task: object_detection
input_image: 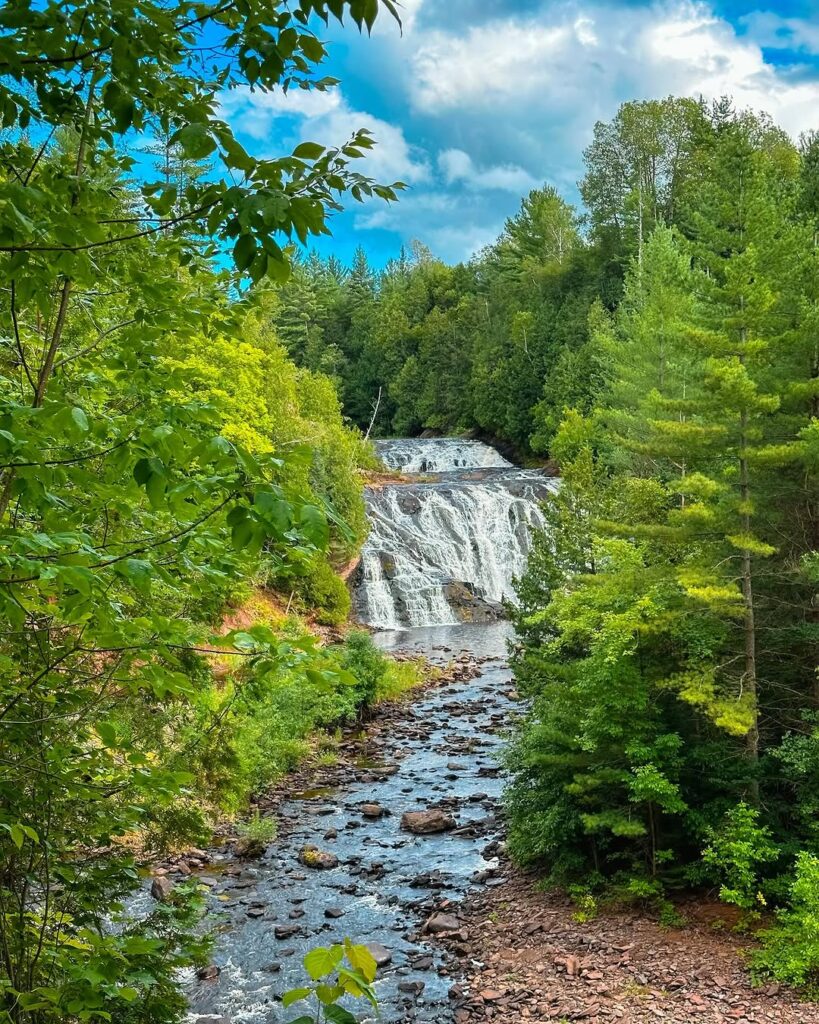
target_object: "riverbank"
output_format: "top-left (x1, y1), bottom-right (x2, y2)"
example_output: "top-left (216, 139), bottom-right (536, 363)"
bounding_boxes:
top-left (438, 871), bottom-right (818, 1023)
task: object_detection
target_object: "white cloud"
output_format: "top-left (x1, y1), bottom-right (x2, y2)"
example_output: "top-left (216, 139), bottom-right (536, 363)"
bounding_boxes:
top-left (220, 85), bottom-right (342, 132)
top-left (438, 148), bottom-right (539, 192)
top-left (221, 84), bottom-right (430, 185)
top-left (355, 187), bottom-right (504, 261)
top-left (406, 1), bottom-right (819, 141)
top-left (739, 12), bottom-right (819, 55)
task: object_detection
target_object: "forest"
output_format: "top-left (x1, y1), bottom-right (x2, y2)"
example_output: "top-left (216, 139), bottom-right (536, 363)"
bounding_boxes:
top-left (1, 0), bottom-right (818, 1020)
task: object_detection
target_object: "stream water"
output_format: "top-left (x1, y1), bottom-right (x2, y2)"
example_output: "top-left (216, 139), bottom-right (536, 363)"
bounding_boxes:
top-left (175, 439), bottom-right (549, 1024)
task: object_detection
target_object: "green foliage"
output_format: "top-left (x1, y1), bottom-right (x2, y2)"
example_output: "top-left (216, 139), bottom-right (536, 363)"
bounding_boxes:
top-left (336, 629), bottom-right (388, 707)
top-left (700, 803), bottom-right (779, 915)
top-left (0, 2), bottom-right (404, 1019)
top-left (506, 101), bottom-right (819, 963)
top-left (292, 559), bottom-right (352, 626)
top-left (283, 939), bottom-right (378, 1024)
top-left (269, 198), bottom-right (617, 454)
top-left (750, 853), bottom-right (819, 993)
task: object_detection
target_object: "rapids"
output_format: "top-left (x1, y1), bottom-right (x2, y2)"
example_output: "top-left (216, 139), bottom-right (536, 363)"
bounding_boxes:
top-left (355, 439), bottom-right (555, 629)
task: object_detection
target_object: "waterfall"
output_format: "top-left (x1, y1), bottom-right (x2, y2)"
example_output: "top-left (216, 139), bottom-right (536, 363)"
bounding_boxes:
top-left (374, 437), bottom-right (512, 474)
top-left (355, 438), bottom-right (555, 629)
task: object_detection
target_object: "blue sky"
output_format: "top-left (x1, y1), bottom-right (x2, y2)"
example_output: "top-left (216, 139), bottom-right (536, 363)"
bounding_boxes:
top-left (220, 0), bottom-right (819, 266)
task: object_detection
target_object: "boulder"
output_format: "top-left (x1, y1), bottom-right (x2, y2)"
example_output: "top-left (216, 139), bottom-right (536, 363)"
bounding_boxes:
top-left (365, 942), bottom-right (393, 967)
top-left (360, 803), bottom-right (385, 819)
top-left (298, 845), bottom-right (339, 870)
top-left (425, 912), bottom-right (461, 934)
top-left (150, 876), bottom-right (174, 902)
top-left (401, 809), bottom-right (456, 834)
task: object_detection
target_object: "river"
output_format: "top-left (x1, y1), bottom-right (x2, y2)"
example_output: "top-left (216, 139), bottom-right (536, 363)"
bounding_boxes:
top-left (180, 438), bottom-right (551, 1024)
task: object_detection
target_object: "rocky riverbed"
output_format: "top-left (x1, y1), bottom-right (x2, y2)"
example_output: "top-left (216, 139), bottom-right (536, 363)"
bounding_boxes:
top-left (143, 623), bottom-right (518, 1024)
top-left (142, 621), bottom-right (819, 1024)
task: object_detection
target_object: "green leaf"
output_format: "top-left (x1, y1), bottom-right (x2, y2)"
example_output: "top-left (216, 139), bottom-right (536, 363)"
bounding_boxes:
top-left (71, 407), bottom-right (89, 432)
top-left (9, 824), bottom-right (24, 849)
top-left (231, 518), bottom-right (254, 550)
top-left (281, 987), bottom-right (311, 1008)
top-left (298, 504), bottom-right (329, 549)
top-left (97, 722), bottom-right (117, 748)
top-left (174, 123), bottom-right (217, 160)
top-left (233, 234), bottom-right (257, 272)
top-left (293, 141), bottom-right (325, 160)
top-left (303, 944), bottom-right (343, 981)
top-left (300, 35), bottom-right (325, 62)
top-left (345, 942), bottom-right (377, 983)
top-left (316, 983), bottom-right (345, 1004)
top-left (323, 1005), bottom-right (358, 1024)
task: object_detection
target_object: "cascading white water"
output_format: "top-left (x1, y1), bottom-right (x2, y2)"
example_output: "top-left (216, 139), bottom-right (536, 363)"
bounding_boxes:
top-left (356, 438), bottom-right (555, 629)
top-left (374, 437), bottom-right (512, 474)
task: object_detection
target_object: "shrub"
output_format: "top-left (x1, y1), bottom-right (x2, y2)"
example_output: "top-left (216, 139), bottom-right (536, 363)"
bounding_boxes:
top-left (337, 630), bottom-right (389, 708)
top-left (294, 559), bottom-right (351, 626)
top-left (235, 811), bottom-right (278, 857)
top-left (750, 852), bottom-right (819, 994)
top-left (700, 803), bottom-right (780, 917)
top-left (141, 799), bottom-right (213, 858)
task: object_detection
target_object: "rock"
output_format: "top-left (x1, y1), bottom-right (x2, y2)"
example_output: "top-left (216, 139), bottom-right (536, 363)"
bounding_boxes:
top-left (150, 876), bottom-right (174, 902)
top-left (365, 942), bottom-right (393, 967)
top-left (323, 828), bottom-right (338, 840)
top-left (425, 912), bottom-right (461, 934)
top-left (399, 980), bottom-right (426, 995)
top-left (298, 845), bottom-right (339, 870)
top-left (401, 809), bottom-right (456, 834)
top-left (360, 803), bottom-right (385, 819)
top-left (274, 924), bottom-right (302, 940)
top-left (235, 836), bottom-right (267, 859)
top-left (325, 907), bottom-right (345, 919)
top-left (480, 990), bottom-right (503, 1002)
top-left (196, 964), bottom-right (220, 981)
top-left (194, 1017), bottom-right (229, 1024)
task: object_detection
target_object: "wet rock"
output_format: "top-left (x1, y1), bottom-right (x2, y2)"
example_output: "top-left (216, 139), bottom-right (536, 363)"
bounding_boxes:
top-left (425, 912), bottom-right (461, 934)
top-left (196, 964), bottom-right (220, 981)
top-left (325, 907), bottom-right (345, 919)
top-left (194, 1016), bottom-right (230, 1024)
top-left (365, 942), bottom-right (393, 967)
top-left (398, 980), bottom-right (426, 995)
top-left (298, 845), bottom-right (339, 870)
top-left (235, 836), bottom-right (267, 859)
top-left (401, 809), bottom-right (456, 834)
top-left (274, 925), bottom-right (302, 940)
top-left (151, 876), bottom-right (174, 902)
top-left (360, 803), bottom-right (385, 819)
top-left (323, 828), bottom-right (338, 840)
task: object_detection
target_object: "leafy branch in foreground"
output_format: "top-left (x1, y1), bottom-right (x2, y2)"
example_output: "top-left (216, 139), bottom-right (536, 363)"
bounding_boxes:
top-left (0, 2), bottom-right (404, 1021)
top-left (283, 940), bottom-right (378, 1024)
